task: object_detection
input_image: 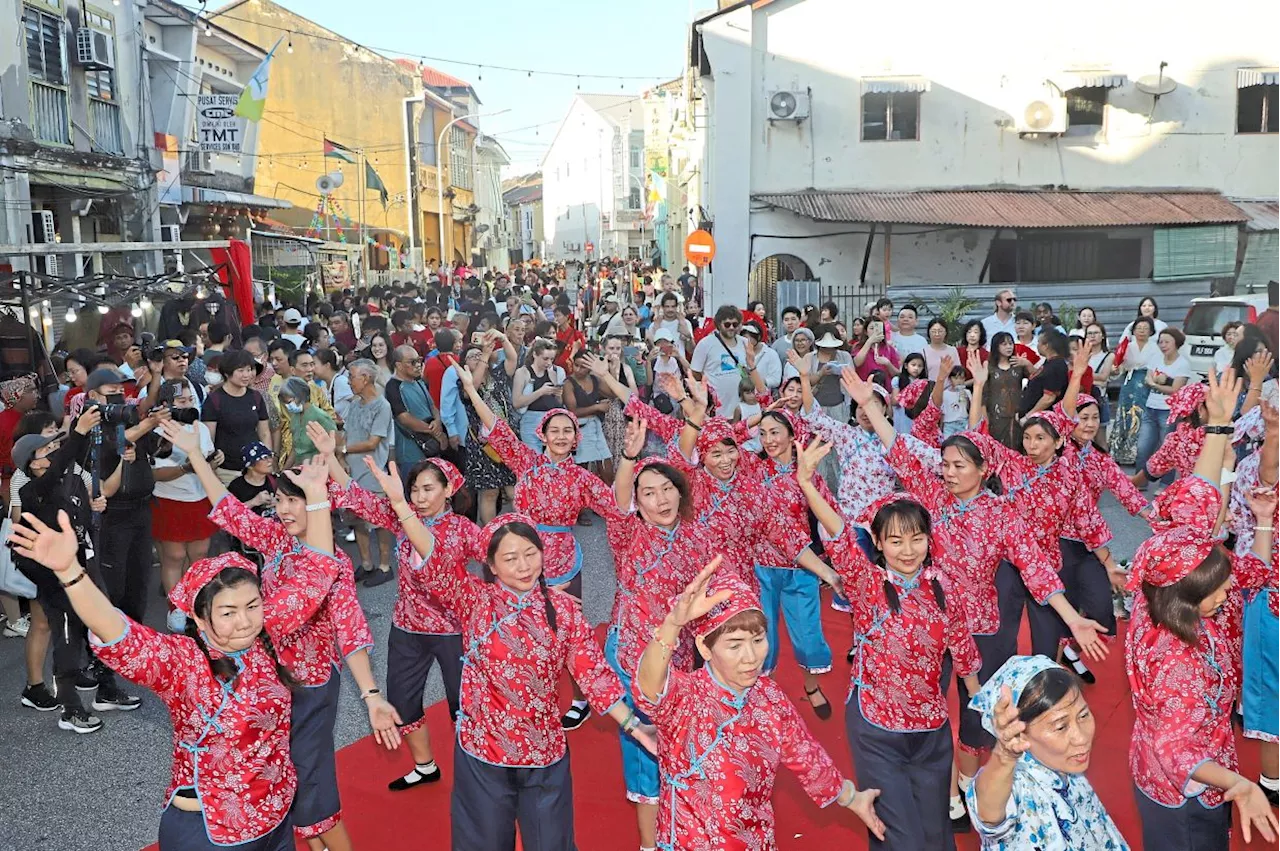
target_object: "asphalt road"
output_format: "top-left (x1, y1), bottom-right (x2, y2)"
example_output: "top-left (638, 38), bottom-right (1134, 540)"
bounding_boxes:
top-left (0, 494), bottom-right (1149, 851)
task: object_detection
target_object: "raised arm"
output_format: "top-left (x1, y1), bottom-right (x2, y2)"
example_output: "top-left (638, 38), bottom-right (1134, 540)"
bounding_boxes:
top-left (158, 419), bottom-right (227, 506)
top-left (789, 348), bottom-right (817, 413)
top-left (457, 360), bottom-right (499, 431)
top-left (613, 418), bottom-right (647, 513)
top-left (636, 557), bottom-right (727, 704)
top-left (795, 438), bottom-right (842, 538)
top-left (841, 366), bottom-right (896, 449)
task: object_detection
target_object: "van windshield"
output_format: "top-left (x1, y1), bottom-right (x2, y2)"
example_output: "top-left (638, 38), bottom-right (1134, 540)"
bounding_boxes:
top-left (1184, 303), bottom-right (1252, 337)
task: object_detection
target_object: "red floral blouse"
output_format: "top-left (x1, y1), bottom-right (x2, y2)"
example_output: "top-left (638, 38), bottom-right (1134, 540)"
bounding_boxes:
top-left (1146, 423), bottom-right (1205, 481)
top-left (1065, 442), bottom-right (1150, 544)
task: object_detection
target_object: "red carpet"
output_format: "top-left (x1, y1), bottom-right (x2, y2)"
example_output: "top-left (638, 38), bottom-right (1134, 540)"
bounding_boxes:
top-left (145, 604), bottom-right (1263, 850)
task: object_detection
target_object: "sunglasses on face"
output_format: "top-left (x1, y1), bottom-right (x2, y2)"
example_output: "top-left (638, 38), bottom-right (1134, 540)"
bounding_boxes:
top-left (720, 321), bottom-right (740, 329)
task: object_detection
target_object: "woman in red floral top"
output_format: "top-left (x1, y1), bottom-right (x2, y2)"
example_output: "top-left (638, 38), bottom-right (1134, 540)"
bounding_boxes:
top-left (311, 420), bottom-right (481, 793)
top-left (162, 423), bottom-right (396, 851)
top-left (10, 511), bottom-right (316, 851)
top-left (634, 560), bottom-right (887, 850)
top-left (1130, 381), bottom-right (1207, 490)
top-left (1125, 373), bottom-right (1279, 849)
top-left (363, 457), bottom-right (656, 851)
top-left (798, 438), bottom-right (980, 850)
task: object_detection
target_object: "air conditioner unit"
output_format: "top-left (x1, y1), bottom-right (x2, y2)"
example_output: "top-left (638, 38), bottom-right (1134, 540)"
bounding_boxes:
top-left (30, 211), bottom-right (59, 276)
top-left (1017, 97), bottom-right (1068, 135)
top-left (766, 90), bottom-right (810, 122)
top-left (160, 225), bottom-right (182, 243)
top-left (75, 28), bottom-right (115, 70)
top-left (187, 149), bottom-right (214, 174)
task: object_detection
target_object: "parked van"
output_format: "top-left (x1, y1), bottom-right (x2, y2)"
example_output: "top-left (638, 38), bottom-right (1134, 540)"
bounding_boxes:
top-left (1183, 293), bottom-right (1269, 377)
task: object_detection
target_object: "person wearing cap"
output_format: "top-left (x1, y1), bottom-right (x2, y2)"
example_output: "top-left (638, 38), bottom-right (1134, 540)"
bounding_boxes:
top-left (844, 366), bottom-right (1111, 829)
top-left (225, 442), bottom-right (277, 569)
top-left (966, 655), bottom-right (1126, 851)
top-left (280, 307), bottom-right (307, 348)
top-left (740, 321), bottom-right (781, 392)
top-left (361, 485), bottom-right (651, 851)
top-left (9, 518), bottom-right (305, 850)
top-left (312, 424), bottom-right (478, 792)
top-left (648, 326), bottom-right (687, 394)
top-left (158, 422), bottom-right (393, 851)
top-left (799, 440), bottom-right (979, 850)
top-left (12, 405), bottom-right (141, 731)
top-left (635, 561), bottom-right (886, 849)
top-left (139, 339), bottom-right (205, 417)
top-left (1126, 380), bottom-right (1278, 848)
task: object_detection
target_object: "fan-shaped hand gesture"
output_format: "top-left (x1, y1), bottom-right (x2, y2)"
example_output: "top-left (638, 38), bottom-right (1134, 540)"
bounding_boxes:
top-left (667, 556), bottom-right (728, 629)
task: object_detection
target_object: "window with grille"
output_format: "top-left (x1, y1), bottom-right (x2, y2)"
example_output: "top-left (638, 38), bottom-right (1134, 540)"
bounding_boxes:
top-left (449, 126), bottom-right (473, 190)
top-left (24, 6), bottom-right (66, 85)
top-left (861, 92), bottom-right (920, 141)
top-left (1238, 85), bottom-right (1278, 134)
top-left (627, 246), bottom-right (641, 260)
top-left (1066, 86), bottom-right (1107, 131)
top-left (86, 68), bottom-right (114, 101)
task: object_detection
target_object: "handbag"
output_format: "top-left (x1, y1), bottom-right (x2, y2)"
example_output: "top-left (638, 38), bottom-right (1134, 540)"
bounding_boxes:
top-left (0, 519), bottom-right (37, 599)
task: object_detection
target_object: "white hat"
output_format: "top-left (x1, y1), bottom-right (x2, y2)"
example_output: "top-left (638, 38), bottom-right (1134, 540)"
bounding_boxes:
top-left (814, 331), bottom-right (845, 348)
top-left (604, 293), bottom-right (620, 304)
top-left (282, 308), bottom-right (303, 326)
top-left (654, 327), bottom-right (678, 344)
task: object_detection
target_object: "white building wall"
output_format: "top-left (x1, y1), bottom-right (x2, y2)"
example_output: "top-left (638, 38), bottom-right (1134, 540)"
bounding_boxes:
top-left (542, 98), bottom-right (616, 261)
top-left (698, 0), bottom-right (1279, 306)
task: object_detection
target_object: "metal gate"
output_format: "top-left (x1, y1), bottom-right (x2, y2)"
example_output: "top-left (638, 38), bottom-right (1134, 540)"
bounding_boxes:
top-left (821, 284), bottom-right (887, 327)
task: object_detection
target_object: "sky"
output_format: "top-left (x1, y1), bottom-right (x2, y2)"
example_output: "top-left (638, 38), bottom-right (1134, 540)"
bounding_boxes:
top-left (268, 0), bottom-right (700, 176)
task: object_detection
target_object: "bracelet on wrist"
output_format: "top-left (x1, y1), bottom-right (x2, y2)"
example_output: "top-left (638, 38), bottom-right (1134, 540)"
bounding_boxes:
top-left (1258, 526), bottom-right (1275, 533)
top-left (686, 420), bottom-right (703, 431)
top-left (1204, 425), bottom-right (1233, 435)
top-left (652, 625), bottom-right (677, 654)
top-left (360, 688), bottom-right (382, 701)
top-left (622, 452), bottom-right (641, 462)
top-left (304, 500), bottom-right (331, 513)
top-left (59, 569), bottom-right (89, 589)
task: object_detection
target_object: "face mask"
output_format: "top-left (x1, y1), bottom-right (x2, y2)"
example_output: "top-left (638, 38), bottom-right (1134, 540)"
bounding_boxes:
top-left (206, 372), bottom-right (222, 385)
top-left (285, 402), bottom-right (304, 414)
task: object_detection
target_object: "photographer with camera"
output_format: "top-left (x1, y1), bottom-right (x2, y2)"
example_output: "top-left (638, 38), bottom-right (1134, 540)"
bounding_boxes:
top-left (138, 340), bottom-right (205, 419)
top-left (149, 380), bottom-right (220, 632)
top-left (88, 368), bottom-right (171, 627)
top-left (11, 404), bottom-right (140, 733)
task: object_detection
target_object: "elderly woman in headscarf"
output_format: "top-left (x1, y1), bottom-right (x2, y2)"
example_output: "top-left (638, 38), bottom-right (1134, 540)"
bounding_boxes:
top-left (1124, 366), bottom-right (1279, 850)
top-left (966, 655), bottom-right (1127, 850)
top-left (276, 376), bottom-right (335, 468)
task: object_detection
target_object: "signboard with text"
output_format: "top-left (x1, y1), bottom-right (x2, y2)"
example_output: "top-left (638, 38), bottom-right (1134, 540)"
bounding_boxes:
top-left (197, 94), bottom-right (244, 152)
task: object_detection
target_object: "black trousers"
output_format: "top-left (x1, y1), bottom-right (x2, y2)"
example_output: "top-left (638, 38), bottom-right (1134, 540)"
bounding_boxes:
top-left (98, 505), bottom-right (154, 624)
top-left (451, 742), bottom-right (576, 851)
top-left (847, 691), bottom-right (954, 850)
top-left (957, 560), bottom-right (1026, 752)
top-left (18, 555), bottom-right (115, 710)
top-left (289, 672), bottom-right (342, 835)
top-left (158, 805), bottom-right (293, 851)
top-left (1026, 539), bottom-right (1115, 658)
top-left (1134, 786), bottom-right (1231, 851)
top-left (386, 627), bottom-right (463, 726)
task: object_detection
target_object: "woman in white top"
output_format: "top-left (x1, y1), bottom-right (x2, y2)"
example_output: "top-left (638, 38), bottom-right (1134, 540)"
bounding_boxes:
top-left (1108, 316), bottom-right (1161, 464)
top-left (1214, 321), bottom-right (1244, 372)
top-left (603, 304), bottom-right (644, 344)
top-left (151, 382), bottom-right (220, 631)
top-left (923, 318), bottom-right (961, 381)
top-left (512, 338), bottom-right (565, 452)
top-left (1120, 296), bottom-right (1168, 340)
top-left (1134, 327), bottom-right (1193, 488)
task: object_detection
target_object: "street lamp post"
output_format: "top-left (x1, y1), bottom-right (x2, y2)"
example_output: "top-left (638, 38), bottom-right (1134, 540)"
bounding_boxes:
top-left (436, 109), bottom-right (509, 271)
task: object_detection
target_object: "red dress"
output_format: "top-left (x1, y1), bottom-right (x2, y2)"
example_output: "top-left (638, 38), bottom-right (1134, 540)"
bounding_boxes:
top-left (635, 666), bottom-right (845, 851)
top-left (210, 494), bottom-right (374, 686)
top-left (887, 435), bottom-right (1064, 635)
top-left (828, 525), bottom-right (981, 731)
top-left (421, 557), bottom-right (625, 767)
top-left (483, 418), bottom-right (616, 585)
top-left (92, 617), bottom-right (296, 846)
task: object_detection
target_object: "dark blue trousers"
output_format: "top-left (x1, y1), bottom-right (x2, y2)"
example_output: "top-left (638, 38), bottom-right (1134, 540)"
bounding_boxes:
top-left (451, 742), bottom-right (577, 851)
top-left (289, 670), bottom-right (342, 834)
top-left (1134, 785), bottom-right (1230, 851)
top-left (158, 805), bottom-right (292, 851)
top-left (957, 560), bottom-right (1026, 751)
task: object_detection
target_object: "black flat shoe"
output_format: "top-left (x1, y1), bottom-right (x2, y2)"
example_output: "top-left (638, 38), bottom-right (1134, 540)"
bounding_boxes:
top-left (388, 765), bottom-right (441, 791)
top-left (561, 703), bottom-right (591, 730)
top-left (364, 568), bottom-right (395, 588)
top-left (951, 810), bottom-right (972, 834)
top-left (353, 565), bottom-right (373, 584)
top-left (804, 686), bottom-right (832, 721)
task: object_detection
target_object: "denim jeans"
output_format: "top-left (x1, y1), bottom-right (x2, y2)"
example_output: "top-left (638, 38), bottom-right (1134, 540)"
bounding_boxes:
top-left (1134, 405), bottom-right (1173, 486)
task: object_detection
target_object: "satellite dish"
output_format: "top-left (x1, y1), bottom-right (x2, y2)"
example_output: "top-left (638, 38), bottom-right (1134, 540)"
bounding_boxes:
top-left (315, 171), bottom-right (344, 195)
top-left (1135, 74), bottom-right (1177, 97)
top-left (1023, 101), bottom-right (1056, 131)
top-left (770, 91), bottom-right (797, 119)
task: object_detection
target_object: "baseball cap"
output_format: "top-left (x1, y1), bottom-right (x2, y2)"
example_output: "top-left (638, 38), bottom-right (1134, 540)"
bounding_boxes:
top-left (85, 367), bottom-right (127, 392)
top-left (741, 322), bottom-right (762, 339)
top-left (654, 327), bottom-right (678, 344)
top-left (282, 308), bottom-right (304, 326)
top-left (12, 432), bottom-right (59, 472)
top-left (158, 339), bottom-right (194, 354)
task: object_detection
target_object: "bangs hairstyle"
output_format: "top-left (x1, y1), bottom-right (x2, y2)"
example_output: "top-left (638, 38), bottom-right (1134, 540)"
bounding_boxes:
top-left (186, 567), bottom-right (296, 689)
top-left (870, 500), bottom-right (945, 615)
top-left (634, 462), bottom-right (695, 521)
top-left (406, 459), bottom-right (452, 492)
top-left (484, 521), bottom-right (558, 634)
top-left (1144, 546), bottom-right (1233, 645)
top-left (1016, 666), bottom-right (1082, 724)
top-left (940, 434), bottom-right (1003, 495)
top-left (703, 609), bottom-right (767, 649)
top-left (1022, 415), bottom-right (1064, 446)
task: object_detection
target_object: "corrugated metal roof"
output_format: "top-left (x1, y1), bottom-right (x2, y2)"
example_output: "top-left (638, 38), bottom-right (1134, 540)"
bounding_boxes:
top-left (753, 190), bottom-right (1250, 228)
top-left (1230, 199), bottom-right (1280, 232)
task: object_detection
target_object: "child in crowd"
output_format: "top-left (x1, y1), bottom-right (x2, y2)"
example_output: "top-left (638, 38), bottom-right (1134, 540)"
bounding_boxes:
top-left (733, 376), bottom-right (763, 451)
top-left (942, 365), bottom-right (971, 437)
top-left (226, 442), bottom-right (276, 566)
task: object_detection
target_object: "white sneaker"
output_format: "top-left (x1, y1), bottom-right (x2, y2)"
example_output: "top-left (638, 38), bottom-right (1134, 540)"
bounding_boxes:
top-left (345, 529), bottom-right (357, 543)
top-left (2, 615), bottom-right (30, 638)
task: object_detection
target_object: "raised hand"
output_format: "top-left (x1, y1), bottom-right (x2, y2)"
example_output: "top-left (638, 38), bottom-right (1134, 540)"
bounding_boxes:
top-left (159, 419), bottom-right (201, 454)
top-left (10, 510), bottom-right (80, 575)
top-left (1246, 350), bottom-right (1274, 387)
top-left (786, 347), bottom-right (805, 371)
top-left (967, 350), bottom-right (988, 384)
top-left (667, 556), bottom-right (728, 628)
top-left (656, 371), bottom-right (683, 401)
top-left (840, 365), bottom-right (874, 406)
top-left (306, 420), bottom-right (337, 457)
top-left (1071, 338), bottom-right (1093, 375)
top-left (622, 417), bottom-right (647, 459)
top-left (456, 364), bottom-right (476, 392)
top-left (1246, 484), bottom-right (1278, 523)
top-left (686, 376), bottom-right (709, 409)
top-left (74, 406), bottom-right (103, 435)
top-left (990, 685), bottom-right (1030, 764)
top-left (584, 352), bottom-right (609, 378)
top-left (938, 355), bottom-right (955, 381)
top-left (282, 455), bottom-right (330, 498)
top-left (1204, 366), bottom-right (1242, 425)
top-left (796, 438), bottom-right (831, 483)
top-left (366, 457), bottom-right (408, 505)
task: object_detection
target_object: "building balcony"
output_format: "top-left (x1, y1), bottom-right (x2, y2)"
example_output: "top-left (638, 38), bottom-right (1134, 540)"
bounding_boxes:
top-left (29, 81), bottom-right (70, 146)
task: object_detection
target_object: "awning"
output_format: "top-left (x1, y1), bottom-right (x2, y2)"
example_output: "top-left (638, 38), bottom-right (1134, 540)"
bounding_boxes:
top-left (1238, 69), bottom-right (1279, 88)
top-left (182, 186), bottom-right (292, 209)
top-left (1230, 199), bottom-right (1280, 232)
top-left (753, 190), bottom-right (1251, 229)
top-left (1066, 71), bottom-right (1126, 88)
top-left (862, 77), bottom-right (931, 94)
